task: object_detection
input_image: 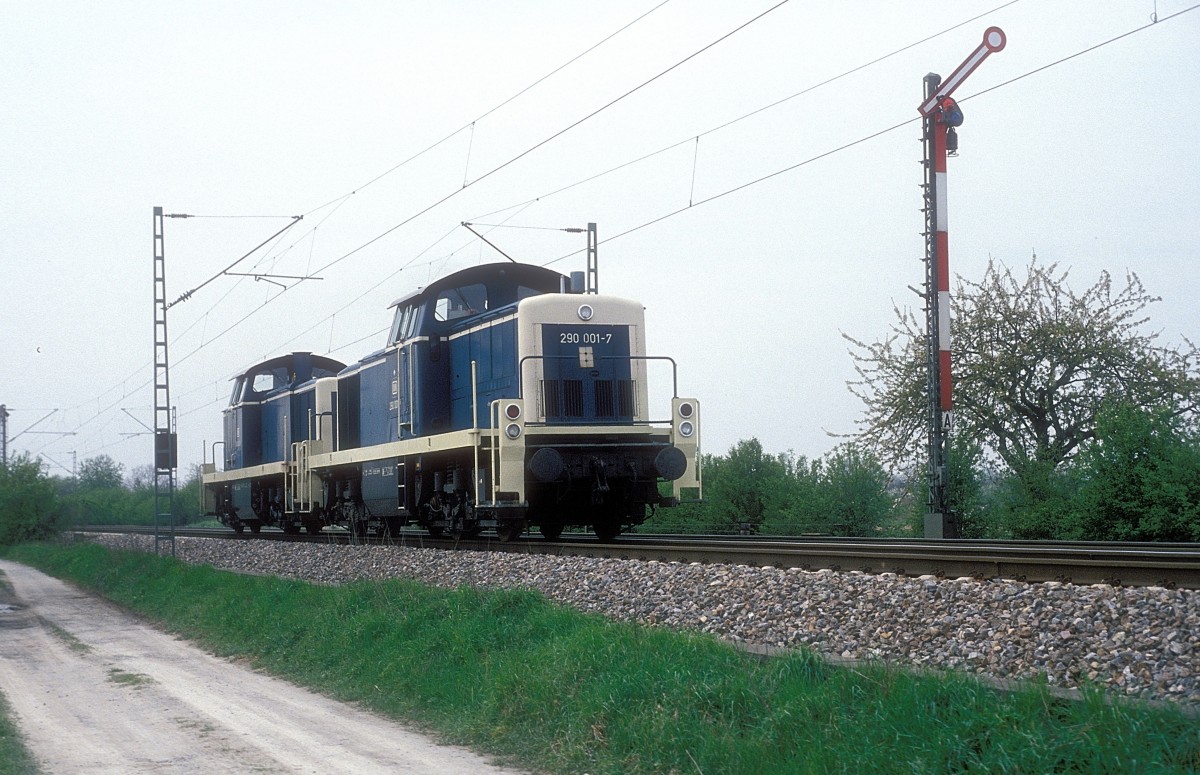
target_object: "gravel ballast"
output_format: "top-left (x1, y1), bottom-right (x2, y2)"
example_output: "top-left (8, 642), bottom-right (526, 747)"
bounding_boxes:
top-left (89, 535), bottom-right (1198, 706)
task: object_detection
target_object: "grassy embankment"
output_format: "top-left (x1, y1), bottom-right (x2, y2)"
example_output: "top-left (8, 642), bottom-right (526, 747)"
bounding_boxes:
top-left (4, 541), bottom-right (1198, 774)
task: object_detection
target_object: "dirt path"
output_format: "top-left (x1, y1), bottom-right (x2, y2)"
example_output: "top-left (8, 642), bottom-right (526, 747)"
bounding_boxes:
top-left (0, 560), bottom-right (530, 774)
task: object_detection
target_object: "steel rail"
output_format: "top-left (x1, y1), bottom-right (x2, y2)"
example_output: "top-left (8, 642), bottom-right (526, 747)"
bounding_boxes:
top-left (74, 526), bottom-right (1200, 589)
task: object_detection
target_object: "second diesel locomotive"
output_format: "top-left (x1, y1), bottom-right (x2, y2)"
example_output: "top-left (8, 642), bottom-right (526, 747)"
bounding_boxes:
top-left (200, 262), bottom-right (701, 540)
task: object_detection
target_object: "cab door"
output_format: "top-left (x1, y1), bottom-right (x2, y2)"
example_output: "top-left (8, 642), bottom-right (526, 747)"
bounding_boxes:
top-left (395, 345), bottom-right (412, 440)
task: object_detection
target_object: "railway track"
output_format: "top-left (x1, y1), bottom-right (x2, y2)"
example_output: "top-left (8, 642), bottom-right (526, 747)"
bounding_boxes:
top-left (75, 525), bottom-right (1200, 589)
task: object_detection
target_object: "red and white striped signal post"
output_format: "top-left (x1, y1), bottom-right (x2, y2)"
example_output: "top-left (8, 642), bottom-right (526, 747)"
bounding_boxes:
top-left (918, 27), bottom-right (1005, 538)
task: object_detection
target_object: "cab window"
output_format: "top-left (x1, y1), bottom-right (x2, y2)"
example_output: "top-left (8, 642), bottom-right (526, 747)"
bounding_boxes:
top-left (247, 367), bottom-right (288, 396)
top-left (390, 305), bottom-right (412, 343)
top-left (390, 303), bottom-right (425, 343)
top-left (230, 377), bottom-right (245, 405)
top-left (434, 283), bottom-right (487, 322)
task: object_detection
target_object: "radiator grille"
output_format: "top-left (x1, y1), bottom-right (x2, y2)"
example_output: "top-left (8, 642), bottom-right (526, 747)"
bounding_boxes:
top-left (543, 378), bottom-right (635, 420)
top-left (595, 379), bottom-right (636, 418)
top-left (595, 380), bottom-right (613, 417)
top-left (542, 379), bottom-right (585, 418)
top-left (563, 380), bottom-right (584, 417)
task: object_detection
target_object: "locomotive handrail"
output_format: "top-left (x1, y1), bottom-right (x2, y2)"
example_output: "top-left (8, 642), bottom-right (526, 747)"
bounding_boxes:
top-left (488, 398), bottom-right (502, 506)
top-left (517, 354), bottom-right (679, 399)
top-left (472, 360), bottom-right (481, 508)
top-left (313, 411), bottom-right (335, 445)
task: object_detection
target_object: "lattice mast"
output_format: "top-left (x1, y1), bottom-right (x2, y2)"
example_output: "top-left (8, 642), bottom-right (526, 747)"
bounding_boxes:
top-left (586, 222), bottom-right (598, 294)
top-left (152, 207), bottom-right (177, 556)
top-left (0, 404), bottom-right (9, 468)
top-left (918, 28), bottom-right (1005, 538)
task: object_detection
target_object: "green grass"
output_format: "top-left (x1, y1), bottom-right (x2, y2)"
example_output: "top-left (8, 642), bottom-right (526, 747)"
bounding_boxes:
top-left (4, 542), bottom-right (1199, 774)
top-left (43, 621), bottom-right (92, 654)
top-left (106, 668), bottom-right (155, 689)
top-left (0, 691), bottom-right (40, 775)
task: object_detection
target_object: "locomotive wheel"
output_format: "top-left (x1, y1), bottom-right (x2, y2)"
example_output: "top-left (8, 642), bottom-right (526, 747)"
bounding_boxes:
top-left (378, 517), bottom-right (404, 538)
top-left (538, 523), bottom-right (563, 541)
top-left (250, 523), bottom-right (262, 534)
top-left (303, 506), bottom-right (324, 535)
top-left (281, 522), bottom-right (300, 535)
top-left (426, 526), bottom-right (445, 538)
top-left (495, 521), bottom-right (525, 543)
top-left (232, 522), bottom-right (245, 535)
top-left (593, 521), bottom-right (621, 542)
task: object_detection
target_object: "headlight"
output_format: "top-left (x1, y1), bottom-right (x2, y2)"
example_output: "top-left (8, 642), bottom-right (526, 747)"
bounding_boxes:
top-left (679, 421), bottom-right (694, 438)
top-left (578, 304), bottom-right (594, 321)
top-left (505, 423), bottom-right (522, 440)
top-left (505, 403), bottom-right (521, 420)
top-left (678, 402), bottom-right (694, 419)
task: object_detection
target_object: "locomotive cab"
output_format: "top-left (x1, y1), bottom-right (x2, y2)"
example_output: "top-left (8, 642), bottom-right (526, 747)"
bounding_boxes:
top-left (202, 352), bottom-right (344, 534)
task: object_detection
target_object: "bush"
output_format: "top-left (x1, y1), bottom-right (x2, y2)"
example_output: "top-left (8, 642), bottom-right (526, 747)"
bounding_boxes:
top-left (644, 439), bottom-right (899, 536)
top-left (61, 487), bottom-right (154, 526)
top-left (0, 454), bottom-right (60, 545)
top-left (992, 459), bottom-right (1084, 540)
top-left (1072, 404), bottom-right (1200, 541)
top-left (820, 446), bottom-right (892, 536)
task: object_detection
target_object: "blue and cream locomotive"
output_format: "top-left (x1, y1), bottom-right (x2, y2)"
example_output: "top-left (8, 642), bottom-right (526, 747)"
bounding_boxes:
top-left (201, 262), bottom-right (701, 540)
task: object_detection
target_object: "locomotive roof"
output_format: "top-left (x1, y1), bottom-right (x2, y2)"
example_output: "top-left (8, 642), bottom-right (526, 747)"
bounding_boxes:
top-left (230, 352), bottom-right (346, 381)
top-left (387, 262), bottom-right (566, 309)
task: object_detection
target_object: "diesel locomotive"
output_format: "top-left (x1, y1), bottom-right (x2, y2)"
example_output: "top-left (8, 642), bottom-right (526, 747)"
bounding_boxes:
top-left (200, 261), bottom-right (701, 541)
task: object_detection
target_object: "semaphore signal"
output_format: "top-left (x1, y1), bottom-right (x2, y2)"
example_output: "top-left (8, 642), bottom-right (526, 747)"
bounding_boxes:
top-left (919, 27), bottom-right (1005, 540)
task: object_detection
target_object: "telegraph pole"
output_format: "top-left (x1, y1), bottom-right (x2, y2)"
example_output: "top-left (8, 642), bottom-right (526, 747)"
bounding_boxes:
top-left (918, 28), bottom-right (1005, 538)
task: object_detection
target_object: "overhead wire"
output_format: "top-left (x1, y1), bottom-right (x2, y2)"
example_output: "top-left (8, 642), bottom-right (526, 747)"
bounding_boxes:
top-left (7, 0), bottom-right (992, 457)
top-left (34, 2), bottom-right (1196, 464)
top-left (174, 199), bottom-right (544, 424)
top-left (541, 2), bottom-right (1200, 265)
top-left (51, 216), bottom-right (305, 434)
top-left (29, 2), bottom-right (678, 457)
top-left (148, 0), bottom-right (795, 410)
top-left (175, 197), bottom-right (536, 404)
top-left (121, 0), bottom-right (1060, 400)
top-left (37, 218), bottom-right (306, 454)
top-left (126, 0), bottom-right (678, 359)
top-left (166, 216), bottom-right (303, 309)
top-left (542, 116), bottom-right (921, 266)
top-left (466, 0), bottom-right (1023, 225)
top-left (299, 0), bottom-right (675, 217)
top-left (268, 199), bottom-right (541, 360)
top-left (305, 0), bottom-right (793, 279)
top-left (960, 1), bottom-right (1197, 102)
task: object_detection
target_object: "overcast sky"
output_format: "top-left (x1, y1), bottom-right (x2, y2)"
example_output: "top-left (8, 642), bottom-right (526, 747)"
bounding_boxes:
top-left (2, 0), bottom-right (1197, 481)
